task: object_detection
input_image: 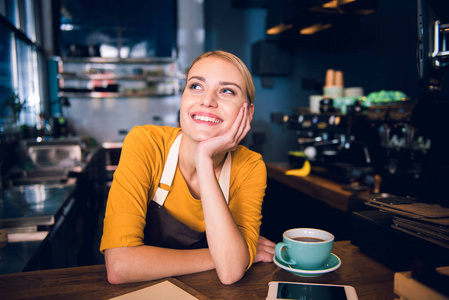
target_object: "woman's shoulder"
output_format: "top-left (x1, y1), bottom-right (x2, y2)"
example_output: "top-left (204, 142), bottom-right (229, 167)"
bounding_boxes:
top-left (233, 145), bottom-right (265, 168)
top-left (230, 146), bottom-right (266, 187)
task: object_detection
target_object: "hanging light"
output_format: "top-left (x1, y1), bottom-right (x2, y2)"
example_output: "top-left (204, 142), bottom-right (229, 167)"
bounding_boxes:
top-left (300, 23), bottom-right (333, 35)
top-left (266, 23), bottom-right (294, 35)
top-left (322, 0), bottom-right (357, 9)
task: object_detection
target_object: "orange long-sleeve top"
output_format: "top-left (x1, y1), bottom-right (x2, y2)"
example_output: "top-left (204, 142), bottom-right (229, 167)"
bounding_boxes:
top-left (100, 125), bottom-right (267, 267)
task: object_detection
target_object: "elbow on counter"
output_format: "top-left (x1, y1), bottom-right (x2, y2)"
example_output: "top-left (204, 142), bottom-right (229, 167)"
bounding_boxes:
top-left (216, 265), bottom-right (247, 285)
top-left (104, 248), bottom-right (138, 285)
top-left (107, 273), bottom-right (121, 285)
top-left (218, 274), bottom-right (244, 286)
top-left (215, 247), bottom-right (251, 285)
top-left (105, 258), bottom-right (128, 285)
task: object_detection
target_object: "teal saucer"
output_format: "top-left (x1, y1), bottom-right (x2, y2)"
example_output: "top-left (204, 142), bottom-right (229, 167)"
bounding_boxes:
top-left (273, 253), bottom-right (341, 277)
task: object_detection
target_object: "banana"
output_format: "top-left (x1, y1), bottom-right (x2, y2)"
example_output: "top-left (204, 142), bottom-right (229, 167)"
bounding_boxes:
top-left (285, 160), bottom-right (311, 177)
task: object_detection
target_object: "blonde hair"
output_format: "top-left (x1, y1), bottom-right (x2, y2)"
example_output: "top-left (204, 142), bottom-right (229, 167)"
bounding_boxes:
top-left (187, 50), bottom-right (255, 104)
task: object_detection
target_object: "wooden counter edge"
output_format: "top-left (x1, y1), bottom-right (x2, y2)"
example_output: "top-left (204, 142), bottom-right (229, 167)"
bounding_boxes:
top-left (0, 265), bottom-right (210, 300)
top-left (110, 278), bottom-right (211, 300)
top-left (266, 162), bottom-right (357, 212)
top-left (394, 267), bottom-right (449, 300)
top-left (0, 241), bottom-right (396, 300)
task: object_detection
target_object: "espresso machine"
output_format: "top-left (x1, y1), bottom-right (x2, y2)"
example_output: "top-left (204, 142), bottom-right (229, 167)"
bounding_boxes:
top-left (271, 97), bottom-right (432, 198)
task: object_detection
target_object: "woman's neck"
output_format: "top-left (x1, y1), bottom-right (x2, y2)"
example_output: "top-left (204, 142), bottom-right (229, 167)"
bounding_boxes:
top-left (178, 134), bottom-right (227, 179)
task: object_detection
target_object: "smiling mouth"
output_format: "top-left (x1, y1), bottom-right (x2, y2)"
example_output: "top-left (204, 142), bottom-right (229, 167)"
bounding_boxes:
top-left (192, 114), bottom-right (223, 124)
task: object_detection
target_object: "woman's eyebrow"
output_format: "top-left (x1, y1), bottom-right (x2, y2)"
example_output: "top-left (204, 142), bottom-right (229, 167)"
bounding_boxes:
top-left (220, 81), bottom-right (243, 92)
top-left (187, 75), bottom-right (205, 82)
top-left (187, 76), bottom-right (243, 93)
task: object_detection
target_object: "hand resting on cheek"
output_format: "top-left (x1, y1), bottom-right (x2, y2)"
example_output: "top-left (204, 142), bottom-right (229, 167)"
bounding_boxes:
top-left (195, 103), bottom-right (251, 163)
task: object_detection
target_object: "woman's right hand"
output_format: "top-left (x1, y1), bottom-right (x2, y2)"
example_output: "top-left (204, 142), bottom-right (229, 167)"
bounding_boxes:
top-left (195, 103), bottom-right (251, 163)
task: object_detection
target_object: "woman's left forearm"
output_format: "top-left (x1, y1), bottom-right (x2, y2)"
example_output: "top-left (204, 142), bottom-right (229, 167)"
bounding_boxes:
top-left (196, 156), bottom-right (250, 284)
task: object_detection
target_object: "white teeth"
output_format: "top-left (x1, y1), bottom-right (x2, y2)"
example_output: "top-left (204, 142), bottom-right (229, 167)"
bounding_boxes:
top-left (193, 115), bottom-right (221, 123)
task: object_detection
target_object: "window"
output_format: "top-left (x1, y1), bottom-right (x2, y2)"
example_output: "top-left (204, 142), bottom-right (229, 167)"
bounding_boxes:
top-left (0, 0), bottom-right (42, 140)
top-left (0, 22), bottom-right (14, 101)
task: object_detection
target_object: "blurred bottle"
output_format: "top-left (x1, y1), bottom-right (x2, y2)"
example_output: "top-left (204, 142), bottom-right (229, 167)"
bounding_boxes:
top-left (36, 114), bottom-right (53, 138)
top-left (51, 117), bottom-right (68, 137)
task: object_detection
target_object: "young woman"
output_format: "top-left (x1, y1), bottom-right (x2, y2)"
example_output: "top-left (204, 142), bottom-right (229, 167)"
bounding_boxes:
top-left (100, 50), bottom-right (275, 285)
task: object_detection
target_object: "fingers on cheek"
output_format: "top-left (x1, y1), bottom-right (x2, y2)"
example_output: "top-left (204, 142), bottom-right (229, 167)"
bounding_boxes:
top-left (239, 124), bottom-right (248, 141)
top-left (242, 122), bottom-right (250, 137)
top-left (239, 106), bottom-right (245, 119)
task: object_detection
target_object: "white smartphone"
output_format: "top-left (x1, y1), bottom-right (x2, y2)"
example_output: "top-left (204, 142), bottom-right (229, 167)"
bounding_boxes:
top-left (266, 281), bottom-right (359, 300)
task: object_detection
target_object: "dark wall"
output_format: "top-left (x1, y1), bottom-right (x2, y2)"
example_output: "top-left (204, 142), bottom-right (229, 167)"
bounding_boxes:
top-left (205, 0), bottom-right (420, 162)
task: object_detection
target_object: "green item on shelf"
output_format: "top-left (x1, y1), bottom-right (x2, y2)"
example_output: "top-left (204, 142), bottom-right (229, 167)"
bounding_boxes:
top-left (364, 90), bottom-right (407, 105)
top-left (333, 97), bottom-right (357, 114)
top-left (288, 151), bottom-right (307, 158)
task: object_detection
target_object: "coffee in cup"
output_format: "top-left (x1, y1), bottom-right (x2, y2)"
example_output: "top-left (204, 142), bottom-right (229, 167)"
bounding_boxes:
top-left (275, 228), bottom-right (334, 270)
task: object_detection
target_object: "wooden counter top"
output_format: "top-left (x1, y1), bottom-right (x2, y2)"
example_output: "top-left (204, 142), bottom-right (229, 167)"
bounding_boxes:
top-left (0, 241), bottom-right (396, 299)
top-left (266, 162), bottom-right (364, 213)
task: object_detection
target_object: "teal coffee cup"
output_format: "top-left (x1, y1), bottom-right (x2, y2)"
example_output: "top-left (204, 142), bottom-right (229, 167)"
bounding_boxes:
top-left (275, 228), bottom-right (334, 270)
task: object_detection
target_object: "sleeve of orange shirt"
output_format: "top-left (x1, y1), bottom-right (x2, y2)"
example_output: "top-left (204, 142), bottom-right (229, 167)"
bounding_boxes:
top-left (100, 125), bottom-right (179, 252)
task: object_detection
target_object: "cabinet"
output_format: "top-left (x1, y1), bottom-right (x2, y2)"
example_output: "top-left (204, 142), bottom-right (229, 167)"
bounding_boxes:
top-left (57, 57), bottom-right (181, 98)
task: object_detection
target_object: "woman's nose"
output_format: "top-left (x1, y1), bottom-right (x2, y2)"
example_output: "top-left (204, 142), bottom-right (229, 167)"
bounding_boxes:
top-left (200, 91), bottom-right (218, 107)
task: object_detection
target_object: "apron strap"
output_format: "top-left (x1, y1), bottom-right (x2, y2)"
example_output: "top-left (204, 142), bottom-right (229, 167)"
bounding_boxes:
top-left (153, 134), bottom-right (182, 206)
top-left (219, 153), bottom-right (231, 203)
top-left (153, 133), bottom-right (232, 206)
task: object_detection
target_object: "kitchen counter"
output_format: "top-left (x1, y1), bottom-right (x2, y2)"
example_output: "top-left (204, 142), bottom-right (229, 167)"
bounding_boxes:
top-left (0, 183), bottom-right (76, 228)
top-left (0, 239), bottom-right (43, 274)
top-left (0, 144), bottom-right (105, 275)
top-left (0, 183), bottom-right (76, 274)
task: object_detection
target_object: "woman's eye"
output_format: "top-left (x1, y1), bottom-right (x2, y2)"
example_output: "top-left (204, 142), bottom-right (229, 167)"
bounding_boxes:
top-left (189, 83), bottom-right (202, 90)
top-left (222, 88), bottom-right (235, 95)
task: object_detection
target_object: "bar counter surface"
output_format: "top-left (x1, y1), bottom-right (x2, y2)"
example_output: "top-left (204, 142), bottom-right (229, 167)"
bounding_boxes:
top-left (266, 162), bottom-right (363, 213)
top-left (0, 241), bottom-right (396, 299)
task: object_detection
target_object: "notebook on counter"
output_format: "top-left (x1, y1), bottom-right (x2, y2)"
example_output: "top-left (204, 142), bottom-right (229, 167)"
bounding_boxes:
top-left (365, 198), bottom-right (449, 225)
top-left (392, 216), bottom-right (449, 249)
top-left (365, 197), bottom-right (449, 248)
top-left (109, 278), bottom-right (210, 300)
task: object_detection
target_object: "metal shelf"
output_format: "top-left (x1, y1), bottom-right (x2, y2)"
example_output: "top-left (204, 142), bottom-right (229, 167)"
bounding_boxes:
top-left (60, 57), bottom-right (176, 64)
top-left (58, 56), bottom-right (181, 99)
top-left (58, 91), bottom-right (176, 98)
top-left (58, 73), bottom-right (177, 81)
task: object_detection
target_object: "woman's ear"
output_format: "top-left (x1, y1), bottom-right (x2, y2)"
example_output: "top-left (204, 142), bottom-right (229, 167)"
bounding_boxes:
top-left (248, 103), bottom-right (255, 122)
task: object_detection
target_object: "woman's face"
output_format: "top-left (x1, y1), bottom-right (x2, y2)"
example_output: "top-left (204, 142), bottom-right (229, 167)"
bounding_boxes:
top-left (180, 56), bottom-right (254, 142)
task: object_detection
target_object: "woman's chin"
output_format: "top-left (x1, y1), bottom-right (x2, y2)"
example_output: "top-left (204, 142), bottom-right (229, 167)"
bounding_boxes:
top-left (193, 133), bottom-right (214, 142)
top-left (183, 124), bottom-right (226, 142)
top-left (188, 129), bottom-right (220, 142)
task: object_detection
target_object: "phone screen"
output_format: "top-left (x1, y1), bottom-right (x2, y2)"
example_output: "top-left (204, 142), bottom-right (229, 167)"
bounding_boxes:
top-left (277, 282), bottom-right (348, 300)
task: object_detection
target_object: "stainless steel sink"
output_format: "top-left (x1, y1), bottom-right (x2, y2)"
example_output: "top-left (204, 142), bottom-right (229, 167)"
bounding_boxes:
top-left (6, 138), bottom-right (85, 186)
